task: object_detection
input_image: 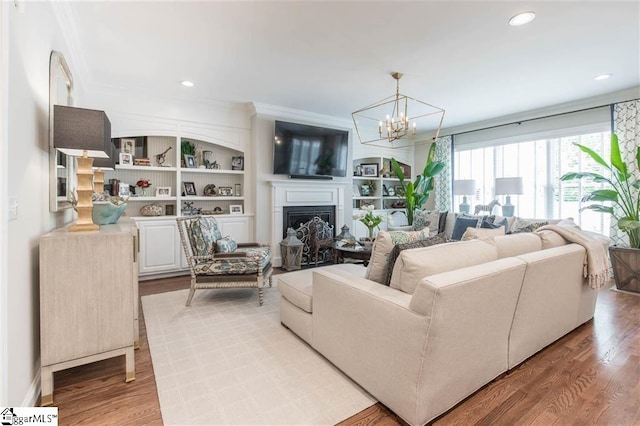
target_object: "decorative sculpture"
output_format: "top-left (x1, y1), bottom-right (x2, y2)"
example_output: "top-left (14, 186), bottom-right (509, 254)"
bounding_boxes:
top-left (156, 146), bottom-right (172, 166)
top-left (474, 200), bottom-right (501, 215)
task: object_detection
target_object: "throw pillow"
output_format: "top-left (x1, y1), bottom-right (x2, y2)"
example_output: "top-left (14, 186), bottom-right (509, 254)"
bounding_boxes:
top-left (188, 216), bottom-right (222, 257)
top-left (511, 221), bottom-right (548, 234)
top-left (461, 226), bottom-right (505, 241)
top-left (365, 229), bottom-right (430, 284)
top-left (215, 236), bottom-right (238, 253)
top-left (481, 217), bottom-right (508, 229)
top-left (383, 232), bottom-right (448, 286)
top-left (412, 210), bottom-right (440, 235)
top-left (438, 211), bottom-right (448, 234)
top-left (451, 216), bottom-right (482, 241)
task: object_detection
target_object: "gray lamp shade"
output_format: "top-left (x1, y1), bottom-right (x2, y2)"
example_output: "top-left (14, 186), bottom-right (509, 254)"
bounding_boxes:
top-left (54, 105), bottom-right (111, 158)
top-left (93, 140), bottom-right (117, 170)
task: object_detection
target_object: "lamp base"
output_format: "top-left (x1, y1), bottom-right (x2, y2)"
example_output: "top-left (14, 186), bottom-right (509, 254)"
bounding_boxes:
top-left (69, 222), bottom-right (100, 232)
top-left (459, 203), bottom-right (470, 214)
top-left (501, 204), bottom-right (515, 217)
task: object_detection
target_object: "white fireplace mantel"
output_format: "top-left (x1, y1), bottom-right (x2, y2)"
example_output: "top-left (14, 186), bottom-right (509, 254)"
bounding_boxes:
top-left (270, 180), bottom-right (347, 267)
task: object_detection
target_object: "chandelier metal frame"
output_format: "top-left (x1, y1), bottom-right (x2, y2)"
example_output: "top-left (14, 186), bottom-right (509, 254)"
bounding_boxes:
top-left (352, 72), bottom-right (445, 149)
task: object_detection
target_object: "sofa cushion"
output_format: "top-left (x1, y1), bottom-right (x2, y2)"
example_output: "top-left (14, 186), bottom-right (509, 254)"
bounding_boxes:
top-left (438, 211), bottom-right (448, 234)
top-left (278, 269), bottom-right (314, 313)
top-left (491, 233), bottom-right (542, 258)
top-left (384, 233), bottom-right (449, 286)
top-left (511, 220), bottom-right (548, 234)
top-left (390, 240), bottom-right (498, 294)
top-left (188, 216), bottom-right (223, 256)
top-left (365, 229), bottom-right (430, 284)
top-left (461, 226), bottom-right (506, 241)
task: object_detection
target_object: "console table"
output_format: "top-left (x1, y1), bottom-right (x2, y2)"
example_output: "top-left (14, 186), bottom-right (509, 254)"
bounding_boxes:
top-left (39, 220), bottom-right (139, 406)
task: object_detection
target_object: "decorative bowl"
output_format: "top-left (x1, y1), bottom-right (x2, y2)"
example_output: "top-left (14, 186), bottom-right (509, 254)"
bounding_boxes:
top-left (140, 204), bottom-right (163, 216)
top-left (92, 201), bottom-right (127, 225)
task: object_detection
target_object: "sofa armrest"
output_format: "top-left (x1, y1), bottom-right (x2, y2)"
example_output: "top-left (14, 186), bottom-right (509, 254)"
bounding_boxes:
top-left (311, 269), bottom-right (428, 424)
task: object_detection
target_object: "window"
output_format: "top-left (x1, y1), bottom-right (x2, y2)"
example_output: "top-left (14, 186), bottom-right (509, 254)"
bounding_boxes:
top-left (454, 129), bottom-right (611, 234)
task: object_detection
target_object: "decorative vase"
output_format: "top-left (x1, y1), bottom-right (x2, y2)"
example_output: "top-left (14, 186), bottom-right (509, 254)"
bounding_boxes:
top-left (609, 246), bottom-right (640, 293)
top-left (91, 201), bottom-right (127, 225)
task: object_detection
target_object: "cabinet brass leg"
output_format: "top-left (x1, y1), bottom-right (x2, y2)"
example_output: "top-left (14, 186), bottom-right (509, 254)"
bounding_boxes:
top-left (125, 347), bottom-right (135, 382)
top-left (41, 366), bottom-right (54, 406)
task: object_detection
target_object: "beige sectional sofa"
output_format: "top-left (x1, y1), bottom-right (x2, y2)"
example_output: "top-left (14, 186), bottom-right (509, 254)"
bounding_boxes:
top-left (277, 230), bottom-right (602, 426)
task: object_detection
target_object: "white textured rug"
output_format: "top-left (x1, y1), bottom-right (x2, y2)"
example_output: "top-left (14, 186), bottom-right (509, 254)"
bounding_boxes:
top-left (142, 286), bottom-right (376, 425)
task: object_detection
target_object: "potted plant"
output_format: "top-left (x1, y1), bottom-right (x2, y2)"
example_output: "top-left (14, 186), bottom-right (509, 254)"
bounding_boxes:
top-left (560, 133), bottom-right (640, 293)
top-left (353, 204), bottom-right (383, 246)
top-left (390, 143), bottom-right (445, 226)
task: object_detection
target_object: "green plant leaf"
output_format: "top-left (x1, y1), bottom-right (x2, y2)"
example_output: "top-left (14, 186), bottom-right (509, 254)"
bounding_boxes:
top-left (575, 143), bottom-right (609, 169)
top-left (390, 158), bottom-right (404, 182)
top-left (425, 162), bottom-right (445, 177)
top-left (581, 189), bottom-right (618, 203)
top-left (579, 204), bottom-right (614, 214)
top-left (632, 180), bottom-right (640, 190)
top-left (619, 218), bottom-right (640, 231)
top-left (610, 133), bottom-right (628, 178)
top-left (636, 145), bottom-right (640, 172)
top-left (560, 171), bottom-right (610, 183)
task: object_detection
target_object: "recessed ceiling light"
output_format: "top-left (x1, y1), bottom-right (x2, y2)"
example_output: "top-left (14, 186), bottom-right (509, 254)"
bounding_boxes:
top-left (594, 73), bottom-right (612, 81)
top-left (181, 80), bottom-right (194, 87)
top-left (509, 11), bottom-right (536, 26)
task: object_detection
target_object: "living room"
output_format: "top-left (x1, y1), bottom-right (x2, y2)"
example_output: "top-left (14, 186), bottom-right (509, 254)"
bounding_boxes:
top-left (1, 1), bottom-right (639, 425)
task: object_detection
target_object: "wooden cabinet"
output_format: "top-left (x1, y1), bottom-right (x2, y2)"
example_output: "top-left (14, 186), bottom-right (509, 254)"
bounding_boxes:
top-left (136, 218), bottom-right (182, 275)
top-left (39, 220), bottom-right (138, 406)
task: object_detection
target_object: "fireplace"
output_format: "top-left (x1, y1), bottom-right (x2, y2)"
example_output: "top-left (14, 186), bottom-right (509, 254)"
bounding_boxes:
top-left (283, 206), bottom-right (335, 266)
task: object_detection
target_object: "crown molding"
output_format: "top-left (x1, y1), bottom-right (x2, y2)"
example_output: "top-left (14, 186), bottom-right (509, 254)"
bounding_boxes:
top-left (251, 102), bottom-right (353, 129)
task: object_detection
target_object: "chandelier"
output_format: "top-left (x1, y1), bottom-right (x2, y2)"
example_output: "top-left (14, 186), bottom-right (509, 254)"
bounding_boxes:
top-left (352, 72), bottom-right (445, 149)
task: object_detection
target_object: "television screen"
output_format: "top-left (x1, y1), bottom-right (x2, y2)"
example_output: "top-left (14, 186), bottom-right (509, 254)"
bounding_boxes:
top-left (273, 121), bottom-right (349, 178)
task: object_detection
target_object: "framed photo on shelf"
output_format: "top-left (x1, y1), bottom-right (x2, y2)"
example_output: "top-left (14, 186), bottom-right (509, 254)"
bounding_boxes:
top-left (231, 156), bottom-right (244, 171)
top-left (184, 154), bottom-right (197, 168)
top-left (119, 152), bottom-right (133, 166)
top-left (120, 138), bottom-right (135, 155)
top-left (165, 204), bottom-right (175, 216)
top-left (352, 184), bottom-right (360, 197)
top-left (155, 186), bottom-right (171, 197)
top-left (359, 184), bottom-right (371, 196)
top-left (387, 186), bottom-right (396, 196)
top-left (229, 204), bottom-right (243, 214)
top-left (118, 182), bottom-right (130, 198)
top-left (361, 163), bottom-right (379, 177)
top-left (218, 186), bottom-right (233, 196)
top-left (234, 184), bottom-right (241, 196)
top-left (182, 181), bottom-right (197, 196)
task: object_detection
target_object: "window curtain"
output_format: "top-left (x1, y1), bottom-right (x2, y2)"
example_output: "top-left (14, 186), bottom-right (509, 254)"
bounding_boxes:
top-left (434, 135), bottom-right (453, 212)
top-left (611, 99), bottom-right (640, 246)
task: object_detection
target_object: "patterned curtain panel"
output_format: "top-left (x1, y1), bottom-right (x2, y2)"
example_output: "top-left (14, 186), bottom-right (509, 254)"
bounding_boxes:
top-left (611, 99), bottom-right (640, 246)
top-left (434, 135), bottom-right (453, 212)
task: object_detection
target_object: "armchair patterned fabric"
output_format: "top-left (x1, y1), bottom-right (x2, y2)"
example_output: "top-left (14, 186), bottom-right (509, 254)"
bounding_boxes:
top-left (177, 215), bottom-right (272, 306)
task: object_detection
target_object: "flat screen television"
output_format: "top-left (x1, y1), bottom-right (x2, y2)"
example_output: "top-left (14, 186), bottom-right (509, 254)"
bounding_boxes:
top-left (273, 120), bottom-right (349, 178)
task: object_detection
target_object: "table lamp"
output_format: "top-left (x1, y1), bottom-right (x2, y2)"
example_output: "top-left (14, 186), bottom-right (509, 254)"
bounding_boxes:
top-left (495, 177), bottom-right (523, 217)
top-left (453, 179), bottom-right (476, 214)
top-left (54, 105), bottom-right (111, 232)
top-left (92, 140), bottom-right (116, 193)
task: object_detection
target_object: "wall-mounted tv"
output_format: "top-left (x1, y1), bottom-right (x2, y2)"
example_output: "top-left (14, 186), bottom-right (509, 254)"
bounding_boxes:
top-left (273, 120), bottom-right (349, 179)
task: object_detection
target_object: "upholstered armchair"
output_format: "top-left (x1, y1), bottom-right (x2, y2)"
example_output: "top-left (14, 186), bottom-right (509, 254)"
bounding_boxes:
top-left (176, 215), bottom-right (272, 306)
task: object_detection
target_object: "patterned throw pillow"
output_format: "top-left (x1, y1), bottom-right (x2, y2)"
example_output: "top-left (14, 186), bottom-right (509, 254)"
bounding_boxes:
top-left (481, 217), bottom-right (508, 229)
top-left (365, 229), bottom-right (430, 284)
top-left (215, 236), bottom-right (238, 253)
top-left (461, 226), bottom-right (505, 241)
top-left (383, 232), bottom-right (448, 286)
top-left (412, 210), bottom-right (440, 236)
top-left (511, 221), bottom-right (548, 234)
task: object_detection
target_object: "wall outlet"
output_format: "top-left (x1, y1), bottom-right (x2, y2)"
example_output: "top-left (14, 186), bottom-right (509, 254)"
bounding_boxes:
top-left (8, 197), bottom-right (18, 221)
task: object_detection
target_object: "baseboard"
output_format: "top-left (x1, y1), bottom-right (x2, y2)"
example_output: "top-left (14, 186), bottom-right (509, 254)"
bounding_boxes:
top-left (21, 359), bottom-right (41, 407)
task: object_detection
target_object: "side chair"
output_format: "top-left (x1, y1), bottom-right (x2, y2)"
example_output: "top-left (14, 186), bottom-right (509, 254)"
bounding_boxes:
top-left (176, 215), bottom-right (273, 306)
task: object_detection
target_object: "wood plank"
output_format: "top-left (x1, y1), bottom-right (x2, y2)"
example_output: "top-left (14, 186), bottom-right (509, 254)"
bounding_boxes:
top-left (46, 276), bottom-right (640, 426)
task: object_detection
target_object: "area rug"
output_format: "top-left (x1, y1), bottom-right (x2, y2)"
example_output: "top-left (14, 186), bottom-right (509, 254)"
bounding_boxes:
top-left (142, 285), bottom-right (376, 425)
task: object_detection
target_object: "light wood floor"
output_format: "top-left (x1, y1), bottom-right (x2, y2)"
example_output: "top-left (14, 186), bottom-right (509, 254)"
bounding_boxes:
top-left (46, 274), bottom-right (640, 425)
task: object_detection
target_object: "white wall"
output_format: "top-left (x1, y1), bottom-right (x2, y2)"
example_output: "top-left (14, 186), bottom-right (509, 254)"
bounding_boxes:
top-left (250, 103), bottom-right (356, 245)
top-left (4, 1), bottom-right (80, 405)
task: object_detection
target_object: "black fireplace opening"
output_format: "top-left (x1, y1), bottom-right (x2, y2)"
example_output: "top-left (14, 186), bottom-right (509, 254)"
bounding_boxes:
top-left (283, 205), bottom-right (336, 267)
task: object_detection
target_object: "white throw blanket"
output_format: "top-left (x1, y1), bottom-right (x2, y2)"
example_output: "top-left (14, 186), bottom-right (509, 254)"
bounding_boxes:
top-left (536, 225), bottom-right (610, 289)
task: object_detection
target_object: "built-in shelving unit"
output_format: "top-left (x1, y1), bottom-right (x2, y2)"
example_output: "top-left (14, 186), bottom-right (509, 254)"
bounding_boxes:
top-left (104, 136), bottom-right (246, 217)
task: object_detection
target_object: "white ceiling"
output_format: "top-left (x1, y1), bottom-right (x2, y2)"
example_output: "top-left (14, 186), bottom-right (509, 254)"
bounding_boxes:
top-left (66, 1), bottom-right (639, 128)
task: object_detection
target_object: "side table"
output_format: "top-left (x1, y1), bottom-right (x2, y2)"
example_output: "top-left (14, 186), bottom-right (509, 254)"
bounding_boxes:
top-left (333, 243), bottom-right (372, 266)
